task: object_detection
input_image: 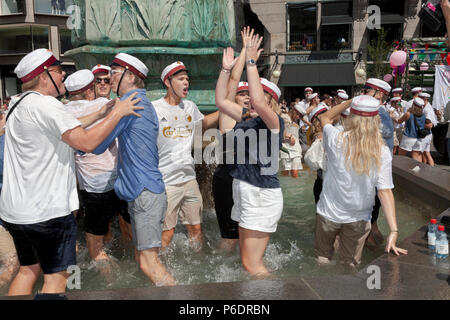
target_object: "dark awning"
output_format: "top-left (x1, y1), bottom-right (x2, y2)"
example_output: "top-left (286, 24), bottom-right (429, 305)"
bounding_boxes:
top-left (278, 63), bottom-right (356, 87)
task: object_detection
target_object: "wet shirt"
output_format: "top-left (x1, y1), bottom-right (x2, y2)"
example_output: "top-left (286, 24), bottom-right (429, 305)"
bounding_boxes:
top-left (93, 89), bottom-right (165, 202)
top-left (229, 115), bottom-right (284, 188)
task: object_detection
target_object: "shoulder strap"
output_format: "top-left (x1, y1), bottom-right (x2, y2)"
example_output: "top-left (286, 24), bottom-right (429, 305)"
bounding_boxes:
top-left (6, 92), bottom-right (38, 122)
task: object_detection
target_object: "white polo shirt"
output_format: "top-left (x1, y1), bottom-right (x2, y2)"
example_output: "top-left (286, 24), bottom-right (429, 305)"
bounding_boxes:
top-left (0, 92), bottom-right (81, 224)
top-left (152, 97), bottom-right (204, 186)
top-left (316, 124), bottom-right (394, 224)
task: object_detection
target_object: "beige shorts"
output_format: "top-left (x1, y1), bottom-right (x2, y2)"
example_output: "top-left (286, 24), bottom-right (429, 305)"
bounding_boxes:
top-left (163, 179), bottom-right (203, 231)
top-left (0, 225), bottom-right (17, 260)
top-left (314, 214), bottom-right (371, 266)
top-left (393, 128), bottom-right (403, 147)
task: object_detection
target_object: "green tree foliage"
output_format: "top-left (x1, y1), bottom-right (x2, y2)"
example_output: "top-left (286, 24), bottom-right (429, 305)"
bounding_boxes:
top-left (367, 28), bottom-right (391, 79)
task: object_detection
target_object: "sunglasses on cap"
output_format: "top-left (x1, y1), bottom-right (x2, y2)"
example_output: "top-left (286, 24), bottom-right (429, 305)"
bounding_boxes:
top-left (96, 78), bottom-right (110, 84)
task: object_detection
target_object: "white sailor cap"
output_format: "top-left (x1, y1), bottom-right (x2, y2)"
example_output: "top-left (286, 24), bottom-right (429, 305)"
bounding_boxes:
top-left (14, 48), bottom-right (61, 83)
top-left (365, 78), bottom-right (391, 95)
top-left (337, 92), bottom-right (349, 100)
top-left (419, 92), bottom-right (430, 99)
top-left (260, 78), bottom-right (281, 102)
top-left (309, 105), bottom-right (328, 122)
top-left (307, 92), bottom-right (318, 101)
top-left (237, 81), bottom-right (249, 93)
top-left (161, 61), bottom-right (188, 83)
top-left (390, 97), bottom-right (401, 102)
top-left (411, 87), bottom-right (422, 93)
top-left (91, 64), bottom-right (111, 76)
top-left (413, 97), bottom-right (425, 108)
top-left (294, 102), bottom-right (306, 115)
top-left (392, 87), bottom-right (403, 93)
top-left (64, 69), bottom-right (95, 95)
top-left (111, 53), bottom-right (148, 79)
top-left (350, 95), bottom-right (380, 117)
top-left (337, 89), bottom-right (346, 94)
top-left (304, 87), bottom-right (313, 93)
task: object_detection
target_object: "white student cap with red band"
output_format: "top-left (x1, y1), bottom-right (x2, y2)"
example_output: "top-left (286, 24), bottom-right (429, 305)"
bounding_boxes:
top-left (411, 87), bottom-right (422, 93)
top-left (304, 87), bottom-right (313, 93)
top-left (14, 48), bottom-right (61, 83)
top-left (390, 97), bottom-right (401, 102)
top-left (392, 87), bottom-right (403, 93)
top-left (337, 89), bottom-right (346, 94)
top-left (260, 78), bottom-right (281, 102)
top-left (413, 97), bottom-right (425, 107)
top-left (307, 92), bottom-right (318, 101)
top-left (111, 53), bottom-right (148, 80)
top-left (237, 81), bottom-right (249, 93)
top-left (309, 105), bottom-right (328, 122)
top-left (92, 64), bottom-right (111, 75)
top-left (365, 78), bottom-right (391, 95)
top-left (350, 95), bottom-right (380, 117)
top-left (419, 92), bottom-right (430, 98)
top-left (64, 70), bottom-right (95, 95)
top-left (337, 92), bottom-right (349, 100)
top-left (161, 61), bottom-right (188, 83)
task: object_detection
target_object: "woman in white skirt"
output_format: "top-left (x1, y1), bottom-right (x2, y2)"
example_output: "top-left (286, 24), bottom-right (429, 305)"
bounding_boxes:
top-left (215, 31), bottom-right (284, 277)
top-left (280, 108), bottom-right (303, 178)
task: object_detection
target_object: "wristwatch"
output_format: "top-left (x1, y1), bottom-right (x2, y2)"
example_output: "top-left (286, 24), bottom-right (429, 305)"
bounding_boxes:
top-left (246, 59), bottom-right (256, 66)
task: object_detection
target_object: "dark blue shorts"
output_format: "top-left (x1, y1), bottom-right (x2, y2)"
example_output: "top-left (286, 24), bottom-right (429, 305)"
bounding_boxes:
top-left (2, 214), bottom-right (77, 274)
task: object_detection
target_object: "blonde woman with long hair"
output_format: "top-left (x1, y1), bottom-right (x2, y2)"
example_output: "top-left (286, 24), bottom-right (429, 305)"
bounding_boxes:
top-left (315, 95), bottom-right (407, 267)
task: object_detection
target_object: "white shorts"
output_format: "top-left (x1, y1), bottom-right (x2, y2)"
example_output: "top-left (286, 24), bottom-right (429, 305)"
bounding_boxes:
top-left (279, 157), bottom-right (303, 171)
top-left (420, 134), bottom-right (432, 152)
top-left (399, 135), bottom-right (422, 152)
top-left (231, 179), bottom-right (283, 233)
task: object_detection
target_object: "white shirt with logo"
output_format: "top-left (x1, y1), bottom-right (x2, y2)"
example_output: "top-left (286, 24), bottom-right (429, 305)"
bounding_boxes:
top-left (65, 98), bottom-right (118, 193)
top-left (152, 97), bottom-right (204, 186)
top-left (0, 92), bottom-right (81, 224)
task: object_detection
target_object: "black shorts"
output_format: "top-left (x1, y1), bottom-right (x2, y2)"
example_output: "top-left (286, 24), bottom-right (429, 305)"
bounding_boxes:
top-left (79, 189), bottom-right (130, 236)
top-left (2, 214), bottom-right (77, 274)
top-left (212, 173), bottom-right (239, 239)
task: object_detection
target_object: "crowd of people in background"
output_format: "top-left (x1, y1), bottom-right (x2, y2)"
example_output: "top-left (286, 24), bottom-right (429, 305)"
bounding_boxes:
top-left (0, 16), bottom-right (449, 296)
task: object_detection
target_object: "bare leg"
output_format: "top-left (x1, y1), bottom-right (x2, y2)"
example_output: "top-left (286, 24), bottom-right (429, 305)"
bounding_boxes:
top-left (118, 216), bottom-right (132, 242)
top-left (185, 224), bottom-right (203, 252)
top-left (0, 255), bottom-right (19, 289)
top-left (218, 238), bottom-right (239, 253)
top-left (291, 170), bottom-right (298, 178)
top-left (137, 248), bottom-right (176, 286)
top-left (8, 264), bottom-right (41, 296)
top-left (398, 148), bottom-right (409, 157)
top-left (103, 222), bottom-right (113, 243)
top-left (239, 227), bottom-right (271, 277)
top-left (86, 232), bottom-right (109, 261)
top-left (41, 271), bottom-right (69, 294)
top-left (411, 151), bottom-right (423, 162)
top-left (161, 229), bottom-right (175, 249)
top-left (424, 151), bottom-right (435, 166)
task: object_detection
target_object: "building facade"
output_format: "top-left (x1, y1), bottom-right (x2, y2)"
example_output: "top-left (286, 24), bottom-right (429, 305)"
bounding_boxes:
top-left (244, 0), bottom-right (446, 101)
top-left (0, 0), bottom-right (76, 102)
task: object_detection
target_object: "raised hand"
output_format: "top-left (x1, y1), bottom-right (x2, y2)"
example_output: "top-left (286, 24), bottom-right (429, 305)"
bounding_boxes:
top-left (241, 26), bottom-right (253, 49)
top-left (245, 33), bottom-right (264, 62)
top-left (222, 47), bottom-right (239, 71)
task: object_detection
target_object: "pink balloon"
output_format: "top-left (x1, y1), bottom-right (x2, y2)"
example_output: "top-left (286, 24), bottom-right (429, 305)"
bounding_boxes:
top-left (384, 74), bottom-right (393, 82)
top-left (389, 51), bottom-right (407, 67)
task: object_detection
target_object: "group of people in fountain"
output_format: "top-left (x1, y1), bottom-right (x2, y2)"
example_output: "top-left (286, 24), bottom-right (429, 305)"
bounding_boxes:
top-left (0, 27), bottom-right (412, 297)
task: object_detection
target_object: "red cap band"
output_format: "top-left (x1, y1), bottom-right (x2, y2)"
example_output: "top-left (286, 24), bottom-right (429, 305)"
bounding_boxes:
top-left (113, 58), bottom-right (146, 80)
top-left (20, 55), bottom-right (57, 83)
top-left (262, 85), bottom-right (279, 102)
top-left (350, 108), bottom-right (379, 117)
top-left (311, 108), bottom-right (328, 122)
top-left (93, 68), bottom-right (110, 75)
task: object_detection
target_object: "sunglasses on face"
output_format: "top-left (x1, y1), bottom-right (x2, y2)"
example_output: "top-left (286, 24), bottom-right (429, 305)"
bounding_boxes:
top-left (47, 68), bottom-right (63, 74)
top-left (96, 78), bottom-right (110, 84)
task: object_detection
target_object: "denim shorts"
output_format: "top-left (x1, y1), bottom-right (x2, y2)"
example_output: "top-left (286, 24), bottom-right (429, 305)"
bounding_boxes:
top-left (2, 214), bottom-right (77, 274)
top-left (128, 189), bottom-right (167, 251)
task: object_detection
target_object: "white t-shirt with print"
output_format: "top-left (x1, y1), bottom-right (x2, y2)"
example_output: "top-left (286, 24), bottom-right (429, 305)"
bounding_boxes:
top-left (0, 92), bottom-right (81, 224)
top-left (65, 98), bottom-right (118, 193)
top-left (316, 124), bottom-right (394, 224)
top-left (152, 97), bottom-right (204, 186)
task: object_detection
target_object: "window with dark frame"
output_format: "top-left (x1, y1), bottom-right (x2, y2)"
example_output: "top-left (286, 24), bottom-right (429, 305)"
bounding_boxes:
top-left (287, 3), bottom-right (317, 51)
top-left (0, 0), bottom-right (25, 15)
top-left (59, 27), bottom-right (74, 54)
top-left (368, 0), bottom-right (405, 16)
top-left (320, 0), bottom-right (352, 51)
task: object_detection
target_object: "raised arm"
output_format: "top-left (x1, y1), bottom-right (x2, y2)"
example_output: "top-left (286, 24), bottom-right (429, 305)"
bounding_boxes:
top-left (245, 33), bottom-right (279, 130)
top-left (215, 47), bottom-right (244, 122)
top-left (77, 99), bottom-right (115, 128)
top-left (442, 0), bottom-right (450, 47)
top-left (318, 99), bottom-right (352, 128)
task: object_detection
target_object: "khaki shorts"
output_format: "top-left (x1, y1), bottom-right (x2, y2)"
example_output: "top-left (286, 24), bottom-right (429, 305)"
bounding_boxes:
top-left (314, 214), bottom-right (371, 266)
top-left (163, 179), bottom-right (203, 231)
top-left (0, 225), bottom-right (17, 261)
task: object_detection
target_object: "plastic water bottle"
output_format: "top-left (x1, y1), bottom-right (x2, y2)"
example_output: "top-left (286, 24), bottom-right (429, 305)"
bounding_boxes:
top-left (427, 219), bottom-right (438, 250)
top-left (435, 225), bottom-right (449, 259)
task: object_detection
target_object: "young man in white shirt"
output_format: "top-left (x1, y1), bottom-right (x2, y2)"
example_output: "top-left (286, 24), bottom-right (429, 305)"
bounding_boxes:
top-left (0, 49), bottom-right (142, 296)
top-left (64, 70), bottom-right (131, 278)
top-left (153, 62), bottom-right (219, 250)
